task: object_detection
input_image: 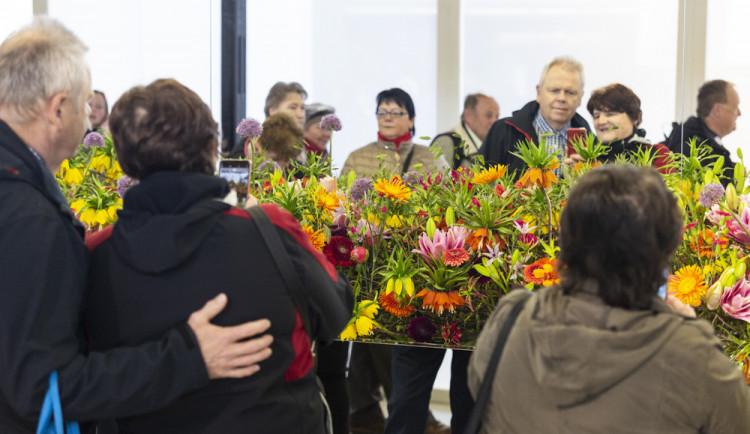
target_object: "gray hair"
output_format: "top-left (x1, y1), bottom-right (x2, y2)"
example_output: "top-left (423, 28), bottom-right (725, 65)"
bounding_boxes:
top-left (263, 81), bottom-right (307, 117)
top-left (538, 56), bottom-right (585, 90)
top-left (0, 17), bottom-right (89, 123)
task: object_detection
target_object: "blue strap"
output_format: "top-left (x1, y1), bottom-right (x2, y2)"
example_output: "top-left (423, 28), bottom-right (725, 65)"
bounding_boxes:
top-left (36, 371), bottom-right (80, 434)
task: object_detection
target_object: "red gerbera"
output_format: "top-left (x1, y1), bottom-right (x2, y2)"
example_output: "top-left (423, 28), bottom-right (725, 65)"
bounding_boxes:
top-left (443, 248), bottom-right (470, 266)
top-left (324, 236), bottom-right (356, 267)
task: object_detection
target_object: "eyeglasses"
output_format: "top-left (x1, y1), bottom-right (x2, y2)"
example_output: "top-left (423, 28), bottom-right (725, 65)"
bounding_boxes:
top-left (376, 110), bottom-right (408, 118)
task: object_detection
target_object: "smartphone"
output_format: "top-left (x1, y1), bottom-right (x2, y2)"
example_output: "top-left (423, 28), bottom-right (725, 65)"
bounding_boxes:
top-left (566, 128), bottom-right (587, 156)
top-left (218, 159), bottom-right (250, 200)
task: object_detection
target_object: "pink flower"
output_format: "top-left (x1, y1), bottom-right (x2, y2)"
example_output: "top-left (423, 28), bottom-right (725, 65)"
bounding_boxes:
top-left (413, 226), bottom-right (469, 265)
top-left (351, 247), bottom-right (368, 263)
top-left (727, 208), bottom-right (750, 246)
top-left (513, 220), bottom-right (539, 246)
top-left (706, 204), bottom-right (730, 226)
top-left (443, 248), bottom-right (470, 266)
top-left (721, 278), bottom-right (750, 322)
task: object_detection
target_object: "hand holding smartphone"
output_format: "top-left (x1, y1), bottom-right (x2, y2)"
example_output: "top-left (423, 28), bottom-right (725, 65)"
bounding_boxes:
top-left (566, 128), bottom-right (587, 157)
top-left (218, 159), bottom-right (250, 202)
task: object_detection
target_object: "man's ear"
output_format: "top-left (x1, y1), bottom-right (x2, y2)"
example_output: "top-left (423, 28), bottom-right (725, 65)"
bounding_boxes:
top-left (46, 92), bottom-right (68, 132)
top-left (536, 84), bottom-right (541, 103)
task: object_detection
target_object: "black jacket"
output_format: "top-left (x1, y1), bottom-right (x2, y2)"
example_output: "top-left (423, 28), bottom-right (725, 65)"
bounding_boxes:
top-left (0, 120), bottom-right (208, 433)
top-left (665, 116), bottom-right (736, 186)
top-left (478, 101), bottom-right (591, 177)
top-left (85, 172), bottom-right (353, 433)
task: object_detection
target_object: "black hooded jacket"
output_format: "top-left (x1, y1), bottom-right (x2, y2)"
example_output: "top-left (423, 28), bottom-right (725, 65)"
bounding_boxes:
top-left (0, 120), bottom-right (208, 433)
top-left (84, 172), bottom-right (353, 433)
top-left (665, 116), bottom-right (736, 186)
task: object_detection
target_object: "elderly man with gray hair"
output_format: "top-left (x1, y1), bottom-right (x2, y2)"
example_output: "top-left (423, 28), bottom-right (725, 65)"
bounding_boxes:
top-left (0, 18), bottom-right (273, 432)
top-left (478, 56), bottom-right (591, 177)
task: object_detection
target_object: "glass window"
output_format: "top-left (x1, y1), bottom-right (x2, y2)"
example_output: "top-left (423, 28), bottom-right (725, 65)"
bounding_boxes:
top-left (706, 0), bottom-right (750, 161)
top-left (47, 0), bottom-right (215, 115)
top-left (463, 0), bottom-right (679, 144)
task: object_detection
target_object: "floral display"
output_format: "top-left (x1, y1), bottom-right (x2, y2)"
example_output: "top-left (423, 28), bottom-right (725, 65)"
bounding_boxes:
top-left (56, 131), bottom-right (125, 231)
top-left (57, 125), bottom-right (750, 382)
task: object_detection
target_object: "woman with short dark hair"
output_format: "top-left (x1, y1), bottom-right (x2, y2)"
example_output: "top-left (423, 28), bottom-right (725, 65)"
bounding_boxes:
top-left (87, 78), bottom-right (353, 433)
top-left (468, 165), bottom-right (750, 433)
top-left (340, 87), bottom-right (446, 176)
top-left (586, 83), bottom-right (672, 170)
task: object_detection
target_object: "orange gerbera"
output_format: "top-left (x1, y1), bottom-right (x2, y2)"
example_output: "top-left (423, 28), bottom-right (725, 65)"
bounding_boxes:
top-left (301, 225), bottom-right (326, 251)
top-left (668, 265), bottom-right (707, 307)
top-left (443, 248), bottom-right (470, 266)
top-left (734, 353), bottom-right (750, 385)
top-left (517, 162), bottom-right (559, 189)
top-left (471, 164), bottom-right (507, 185)
top-left (373, 176), bottom-right (412, 202)
top-left (689, 228), bottom-right (728, 258)
top-left (523, 257), bottom-right (559, 287)
top-left (415, 288), bottom-right (465, 314)
top-left (379, 291), bottom-right (415, 318)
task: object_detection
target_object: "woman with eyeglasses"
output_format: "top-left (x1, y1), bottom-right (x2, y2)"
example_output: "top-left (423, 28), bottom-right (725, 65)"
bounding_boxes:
top-left (342, 88), bottom-right (450, 434)
top-left (341, 88), bottom-right (447, 177)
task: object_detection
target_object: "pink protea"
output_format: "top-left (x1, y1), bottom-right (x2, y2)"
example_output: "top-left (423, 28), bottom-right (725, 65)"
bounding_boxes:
top-left (721, 278), bottom-right (750, 323)
top-left (726, 208), bottom-right (750, 246)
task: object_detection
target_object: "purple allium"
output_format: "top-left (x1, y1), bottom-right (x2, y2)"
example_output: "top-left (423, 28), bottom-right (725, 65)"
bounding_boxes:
top-left (699, 183), bottom-right (725, 207)
top-left (83, 131), bottom-right (105, 147)
top-left (236, 117), bottom-right (263, 139)
top-left (408, 317), bottom-right (436, 343)
top-left (319, 114), bottom-right (342, 132)
top-left (258, 160), bottom-right (282, 172)
top-left (349, 178), bottom-right (373, 202)
top-left (116, 175), bottom-right (139, 198)
top-left (402, 171), bottom-right (421, 187)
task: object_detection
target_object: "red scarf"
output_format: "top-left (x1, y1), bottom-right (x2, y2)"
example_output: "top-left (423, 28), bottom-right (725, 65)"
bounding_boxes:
top-left (378, 131), bottom-right (412, 154)
top-left (303, 138), bottom-right (325, 156)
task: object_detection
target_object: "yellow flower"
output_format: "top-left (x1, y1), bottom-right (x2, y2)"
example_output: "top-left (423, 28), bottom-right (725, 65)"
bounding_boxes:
top-left (106, 161), bottom-right (122, 180)
top-left (385, 215), bottom-right (404, 228)
top-left (373, 176), bottom-right (411, 202)
top-left (471, 164), bottom-right (507, 185)
top-left (340, 323), bottom-right (357, 340)
top-left (668, 265), bottom-right (708, 307)
top-left (355, 316), bottom-right (374, 335)
top-left (79, 208), bottom-right (97, 226)
top-left (90, 154), bottom-right (111, 172)
top-left (61, 167), bottom-right (83, 185)
top-left (107, 205), bottom-right (121, 220)
top-left (70, 199), bottom-right (86, 214)
top-left (94, 209), bottom-right (109, 225)
top-left (358, 300), bottom-right (380, 319)
top-left (302, 225), bottom-right (326, 251)
top-left (311, 186), bottom-right (339, 215)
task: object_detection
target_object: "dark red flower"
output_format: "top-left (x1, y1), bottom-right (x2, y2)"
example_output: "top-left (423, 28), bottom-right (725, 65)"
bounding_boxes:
top-left (324, 236), bottom-right (356, 267)
top-left (408, 317), bottom-right (436, 342)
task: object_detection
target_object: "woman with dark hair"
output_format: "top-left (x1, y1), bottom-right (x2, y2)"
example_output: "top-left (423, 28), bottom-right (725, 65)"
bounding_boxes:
top-left (85, 78), bottom-right (353, 433)
top-left (341, 87), bottom-right (447, 176)
top-left (587, 83), bottom-right (672, 171)
top-left (468, 165), bottom-right (750, 433)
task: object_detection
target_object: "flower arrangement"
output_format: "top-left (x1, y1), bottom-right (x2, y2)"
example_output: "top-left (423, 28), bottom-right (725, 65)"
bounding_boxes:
top-left (57, 123), bottom-right (750, 380)
top-left (55, 131), bottom-right (126, 231)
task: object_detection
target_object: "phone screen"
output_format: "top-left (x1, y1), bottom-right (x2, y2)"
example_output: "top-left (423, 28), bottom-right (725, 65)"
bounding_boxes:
top-left (218, 159), bottom-right (250, 199)
top-left (566, 128), bottom-right (587, 156)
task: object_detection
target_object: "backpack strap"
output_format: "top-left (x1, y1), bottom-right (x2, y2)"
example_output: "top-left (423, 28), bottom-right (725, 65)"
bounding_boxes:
top-left (245, 205), bottom-right (313, 344)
